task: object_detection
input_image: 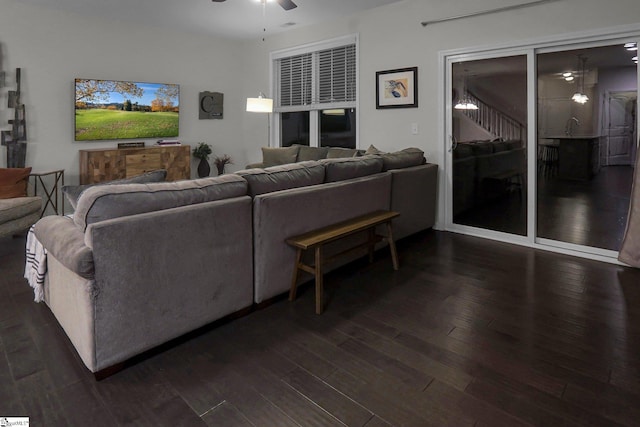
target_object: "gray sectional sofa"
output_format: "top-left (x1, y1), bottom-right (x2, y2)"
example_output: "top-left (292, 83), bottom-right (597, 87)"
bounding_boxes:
top-left (31, 148), bottom-right (438, 375)
top-left (453, 140), bottom-right (525, 216)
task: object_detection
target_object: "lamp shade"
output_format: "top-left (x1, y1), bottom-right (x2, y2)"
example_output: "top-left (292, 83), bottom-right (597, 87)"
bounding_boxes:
top-left (246, 97), bottom-right (273, 113)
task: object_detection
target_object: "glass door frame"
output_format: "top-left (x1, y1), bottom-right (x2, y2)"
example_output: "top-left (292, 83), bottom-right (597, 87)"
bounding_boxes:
top-left (438, 24), bottom-right (640, 264)
top-left (443, 48), bottom-right (534, 248)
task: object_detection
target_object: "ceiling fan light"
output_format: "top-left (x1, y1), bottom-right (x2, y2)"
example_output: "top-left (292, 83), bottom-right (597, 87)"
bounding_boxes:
top-left (565, 76), bottom-right (574, 81)
top-left (562, 72), bottom-right (573, 77)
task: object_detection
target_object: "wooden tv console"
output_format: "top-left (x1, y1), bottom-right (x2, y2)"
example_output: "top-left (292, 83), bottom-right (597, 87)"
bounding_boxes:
top-left (79, 145), bottom-right (191, 184)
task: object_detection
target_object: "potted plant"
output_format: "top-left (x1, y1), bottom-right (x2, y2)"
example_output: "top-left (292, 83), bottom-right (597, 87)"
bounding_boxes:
top-left (193, 142), bottom-right (212, 178)
top-left (214, 154), bottom-right (233, 175)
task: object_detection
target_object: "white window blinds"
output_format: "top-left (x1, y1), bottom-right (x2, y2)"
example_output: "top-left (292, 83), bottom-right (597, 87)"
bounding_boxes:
top-left (318, 44), bottom-right (357, 105)
top-left (274, 37), bottom-right (357, 112)
top-left (278, 53), bottom-right (312, 107)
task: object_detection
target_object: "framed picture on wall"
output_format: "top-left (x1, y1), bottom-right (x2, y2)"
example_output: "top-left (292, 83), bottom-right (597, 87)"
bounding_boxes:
top-left (376, 67), bottom-right (418, 109)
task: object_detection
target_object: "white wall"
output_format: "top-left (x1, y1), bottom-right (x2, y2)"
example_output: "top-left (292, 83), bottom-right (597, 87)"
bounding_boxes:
top-left (241, 0), bottom-right (640, 227)
top-left (0, 0), bottom-right (245, 186)
top-left (2, 0), bottom-right (640, 225)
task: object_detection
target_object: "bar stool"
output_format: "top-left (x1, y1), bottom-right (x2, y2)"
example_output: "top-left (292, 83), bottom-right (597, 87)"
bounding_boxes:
top-left (538, 140), bottom-right (559, 176)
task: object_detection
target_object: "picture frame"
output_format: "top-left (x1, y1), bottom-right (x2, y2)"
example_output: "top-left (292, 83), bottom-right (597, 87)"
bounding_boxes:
top-left (376, 67), bottom-right (418, 109)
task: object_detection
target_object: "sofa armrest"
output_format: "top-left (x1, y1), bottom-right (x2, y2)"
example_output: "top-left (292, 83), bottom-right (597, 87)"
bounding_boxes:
top-left (389, 163), bottom-right (438, 239)
top-left (33, 215), bottom-right (94, 279)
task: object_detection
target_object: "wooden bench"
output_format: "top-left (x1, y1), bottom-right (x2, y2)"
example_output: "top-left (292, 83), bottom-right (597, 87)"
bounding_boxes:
top-left (287, 210), bottom-right (400, 314)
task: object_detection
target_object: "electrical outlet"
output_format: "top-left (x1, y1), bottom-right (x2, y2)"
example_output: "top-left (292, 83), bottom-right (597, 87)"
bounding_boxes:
top-left (411, 123), bottom-right (418, 135)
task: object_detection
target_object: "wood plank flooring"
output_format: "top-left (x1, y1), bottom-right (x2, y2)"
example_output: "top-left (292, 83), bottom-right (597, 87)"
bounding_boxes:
top-left (1, 229), bottom-right (639, 426)
top-left (454, 165), bottom-right (634, 251)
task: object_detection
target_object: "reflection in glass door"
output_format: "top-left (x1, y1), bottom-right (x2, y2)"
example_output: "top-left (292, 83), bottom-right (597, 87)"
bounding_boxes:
top-left (451, 55), bottom-right (528, 236)
top-left (536, 43), bottom-right (638, 251)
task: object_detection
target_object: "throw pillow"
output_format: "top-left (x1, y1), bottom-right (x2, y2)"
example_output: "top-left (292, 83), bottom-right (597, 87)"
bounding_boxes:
top-left (0, 167), bottom-right (32, 199)
top-left (261, 146), bottom-right (300, 167)
top-left (62, 169), bottom-right (168, 210)
top-left (365, 144), bottom-right (385, 155)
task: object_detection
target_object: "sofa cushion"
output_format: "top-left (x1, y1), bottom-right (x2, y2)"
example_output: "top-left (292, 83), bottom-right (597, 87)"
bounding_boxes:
top-left (0, 167), bottom-right (32, 199)
top-left (326, 147), bottom-right (359, 158)
top-left (236, 161), bottom-right (325, 197)
top-left (381, 148), bottom-right (425, 171)
top-left (296, 145), bottom-right (329, 161)
top-left (470, 142), bottom-right (494, 155)
top-left (320, 156), bottom-right (384, 183)
top-left (0, 196), bottom-right (41, 223)
top-left (73, 174), bottom-right (248, 231)
top-left (453, 144), bottom-right (474, 159)
top-left (262, 146), bottom-right (300, 167)
top-left (492, 142), bottom-right (509, 152)
top-left (504, 140), bottom-right (522, 150)
top-left (62, 169), bottom-right (167, 210)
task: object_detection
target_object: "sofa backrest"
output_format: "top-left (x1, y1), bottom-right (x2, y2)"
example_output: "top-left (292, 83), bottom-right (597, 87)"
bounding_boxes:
top-left (380, 148), bottom-right (425, 171)
top-left (73, 174), bottom-right (248, 231)
top-left (319, 156), bottom-right (383, 182)
top-left (235, 161), bottom-right (325, 197)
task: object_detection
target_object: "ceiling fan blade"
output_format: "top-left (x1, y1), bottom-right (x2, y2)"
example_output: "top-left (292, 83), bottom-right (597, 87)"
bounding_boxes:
top-left (211, 0), bottom-right (226, 2)
top-left (276, 0), bottom-right (297, 11)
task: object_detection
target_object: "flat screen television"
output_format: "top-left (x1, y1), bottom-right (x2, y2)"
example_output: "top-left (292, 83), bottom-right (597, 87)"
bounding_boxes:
top-left (74, 78), bottom-right (179, 141)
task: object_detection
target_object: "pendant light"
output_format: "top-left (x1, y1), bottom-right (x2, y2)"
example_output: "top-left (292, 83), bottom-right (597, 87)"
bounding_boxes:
top-left (454, 70), bottom-right (478, 110)
top-left (572, 55), bottom-right (589, 105)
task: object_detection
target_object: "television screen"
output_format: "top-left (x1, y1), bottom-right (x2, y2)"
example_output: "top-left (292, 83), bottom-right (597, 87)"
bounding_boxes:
top-left (75, 78), bottom-right (179, 141)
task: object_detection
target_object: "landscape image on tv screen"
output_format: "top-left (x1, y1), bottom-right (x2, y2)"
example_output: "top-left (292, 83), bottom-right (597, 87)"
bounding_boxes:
top-left (75, 78), bottom-right (179, 141)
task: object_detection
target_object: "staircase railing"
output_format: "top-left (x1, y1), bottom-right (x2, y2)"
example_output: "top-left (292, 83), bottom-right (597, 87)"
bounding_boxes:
top-left (461, 90), bottom-right (525, 141)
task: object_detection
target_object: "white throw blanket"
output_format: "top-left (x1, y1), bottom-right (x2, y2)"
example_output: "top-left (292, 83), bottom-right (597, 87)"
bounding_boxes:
top-left (24, 225), bottom-right (47, 302)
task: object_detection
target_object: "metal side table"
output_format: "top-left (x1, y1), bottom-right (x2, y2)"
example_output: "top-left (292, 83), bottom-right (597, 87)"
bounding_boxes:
top-left (30, 169), bottom-right (64, 217)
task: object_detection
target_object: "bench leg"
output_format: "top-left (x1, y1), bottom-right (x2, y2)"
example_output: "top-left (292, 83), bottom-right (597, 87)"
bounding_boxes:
top-left (315, 246), bottom-right (324, 314)
top-left (289, 248), bottom-right (303, 302)
top-left (386, 222), bottom-right (399, 271)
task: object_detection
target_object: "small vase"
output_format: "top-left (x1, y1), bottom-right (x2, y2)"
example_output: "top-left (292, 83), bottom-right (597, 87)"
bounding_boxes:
top-left (216, 163), bottom-right (226, 176)
top-left (197, 158), bottom-right (210, 178)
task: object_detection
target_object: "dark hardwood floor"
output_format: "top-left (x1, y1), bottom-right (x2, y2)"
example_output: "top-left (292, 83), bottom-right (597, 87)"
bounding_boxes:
top-left (537, 165), bottom-right (633, 251)
top-left (454, 165), bottom-right (633, 251)
top-left (1, 229), bottom-right (640, 426)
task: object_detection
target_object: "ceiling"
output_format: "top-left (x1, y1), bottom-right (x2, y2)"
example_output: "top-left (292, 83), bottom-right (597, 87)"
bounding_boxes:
top-left (17, 0), bottom-right (406, 40)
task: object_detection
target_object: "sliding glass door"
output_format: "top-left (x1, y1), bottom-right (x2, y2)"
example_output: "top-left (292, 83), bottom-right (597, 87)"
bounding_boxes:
top-left (445, 33), bottom-right (639, 260)
top-left (536, 43), bottom-right (638, 252)
top-left (449, 54), bottom-right (529, 236)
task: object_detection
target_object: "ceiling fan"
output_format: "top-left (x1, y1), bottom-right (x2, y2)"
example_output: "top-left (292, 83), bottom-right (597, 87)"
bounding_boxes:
top-left (211, 0), bottom-right (297, 11)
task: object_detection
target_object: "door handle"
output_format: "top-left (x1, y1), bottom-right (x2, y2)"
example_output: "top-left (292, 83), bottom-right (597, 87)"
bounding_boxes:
top-left (448, 135), bottom-right (458, 152)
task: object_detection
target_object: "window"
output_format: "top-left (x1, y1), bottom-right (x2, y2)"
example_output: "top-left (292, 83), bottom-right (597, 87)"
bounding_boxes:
top-left (272, 35), bottom-right (358, 148)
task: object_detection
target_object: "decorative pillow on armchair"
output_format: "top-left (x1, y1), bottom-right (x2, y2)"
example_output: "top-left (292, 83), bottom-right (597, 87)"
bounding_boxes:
top-left (62, 169), bottom-right (168, 210)
top-left (0, 167), bottom-right (32, 199)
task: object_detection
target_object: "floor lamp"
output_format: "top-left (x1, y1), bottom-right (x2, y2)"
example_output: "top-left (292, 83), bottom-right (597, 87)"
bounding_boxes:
top-left (246, 93), bottom-right (273, 147)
